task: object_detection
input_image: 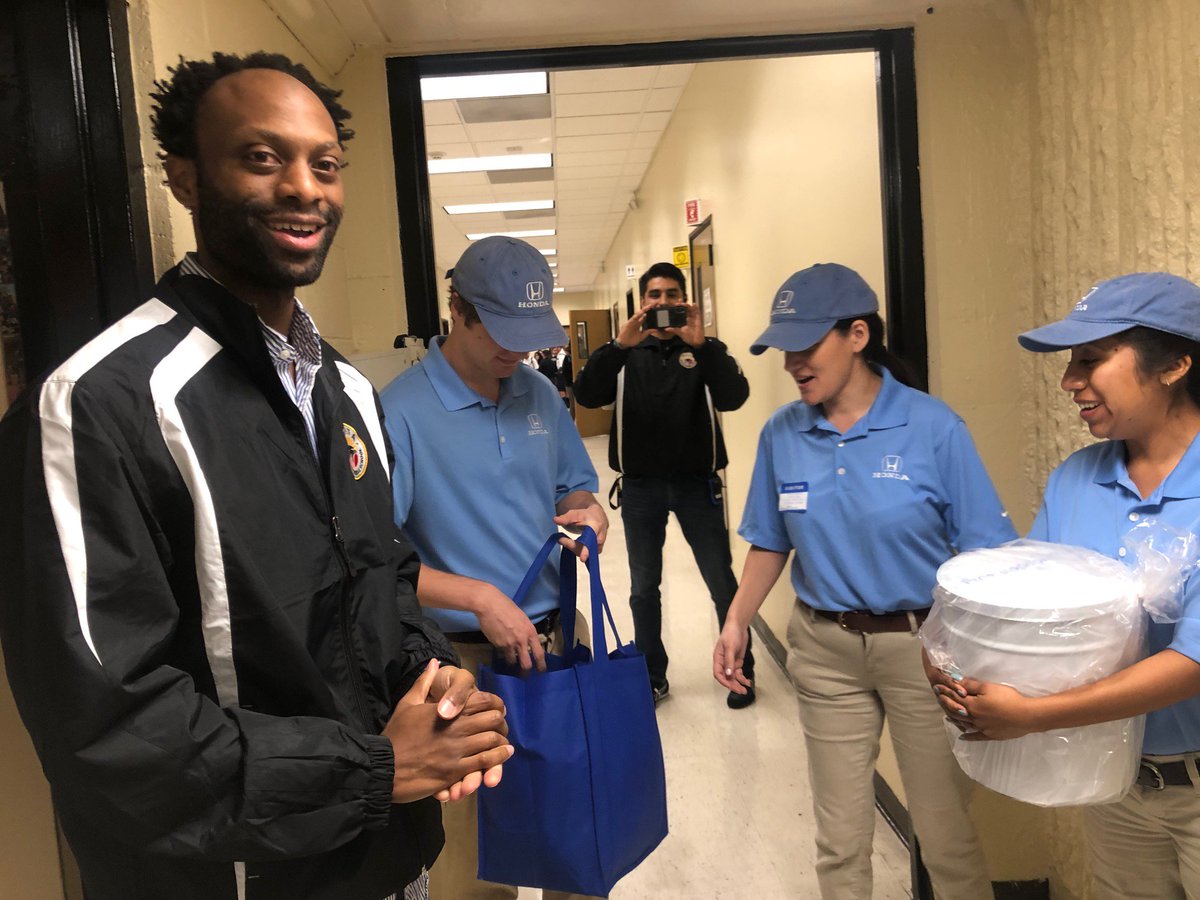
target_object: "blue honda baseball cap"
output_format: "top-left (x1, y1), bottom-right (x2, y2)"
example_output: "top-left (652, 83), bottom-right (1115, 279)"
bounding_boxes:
top-left (1019, 272), bottom-right (1200, 352)
top-left (450, 236), bottom-right (562, 352)
top-left (750, 263), bottom-right (878, 355)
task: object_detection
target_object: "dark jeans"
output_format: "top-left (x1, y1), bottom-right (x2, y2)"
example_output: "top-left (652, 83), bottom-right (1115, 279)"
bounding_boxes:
top-left (621, 473), bottom-right (754, 687)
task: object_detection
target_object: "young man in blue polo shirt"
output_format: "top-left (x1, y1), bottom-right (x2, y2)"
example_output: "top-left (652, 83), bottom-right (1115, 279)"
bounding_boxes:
top-left (380, 236), bottom-right (607, 900)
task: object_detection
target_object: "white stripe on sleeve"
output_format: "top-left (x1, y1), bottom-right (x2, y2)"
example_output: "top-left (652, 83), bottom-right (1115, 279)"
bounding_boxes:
top-left (38, 299), bottom-right (177, 663)
top-left (149, 328), bottom-right (238, 707)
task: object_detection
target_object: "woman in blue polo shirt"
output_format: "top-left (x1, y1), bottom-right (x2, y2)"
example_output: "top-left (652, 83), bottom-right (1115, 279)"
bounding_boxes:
top-left (932, 272), bottom-right (1200, 900)
top-left (714, 263), bottom-right (1014, 900)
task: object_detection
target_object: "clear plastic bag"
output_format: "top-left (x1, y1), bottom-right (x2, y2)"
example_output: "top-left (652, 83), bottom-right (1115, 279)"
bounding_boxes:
top-left (1124, 518), bottom-right (1200, 624)
top-left (921, 539), bottom-right (1146, 807)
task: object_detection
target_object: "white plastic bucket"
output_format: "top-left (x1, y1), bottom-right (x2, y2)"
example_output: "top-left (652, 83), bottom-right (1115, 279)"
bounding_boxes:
top-left (924, 541), bottom-right (1146, 807)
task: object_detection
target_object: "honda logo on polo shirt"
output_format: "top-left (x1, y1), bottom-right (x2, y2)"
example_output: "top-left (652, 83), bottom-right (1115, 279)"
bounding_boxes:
top-left (872, 453), bottom-right (910, 481)
top-left (518, 281), bottom-right (550, 308)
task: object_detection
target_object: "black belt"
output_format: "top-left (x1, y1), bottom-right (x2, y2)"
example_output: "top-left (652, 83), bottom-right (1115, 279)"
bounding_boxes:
top-left (1136, 758), bottom-right (1195, 790)
top-left (805, 602), bottom-right (929, 634)
top-left (444, 609), bottom-right (560, 645)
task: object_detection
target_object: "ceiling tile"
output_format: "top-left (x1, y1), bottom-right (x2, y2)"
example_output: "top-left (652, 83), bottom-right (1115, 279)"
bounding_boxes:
top-left (422, 101), bottom-right (461, 126)
top-left (556, 149), bottom-right (627, 167)
top-left (553, 66), bottom-right (659, 94)
top-left (653, 64), bottom-right (696, 88)
top-left (645, 86), bottom-right (685, 112)
top-left (465, 120), bottom-right (553, 143)
top-left (556, 164), bottom-right (625, 180)
top-left (555, 114), bottom-right (641, 137)
top-left (555, 177), bottom-right (621, 194)
top-left (470, 137), bottom-right (554, 157)
top-left (556, 133), bottom-right (634, 153)
top-left (637, 111), bottom-right (672, 131)
top-left (631, 131), bottom-right (661, 149)
top-left (556, 92), bottom-right (646, 118)
top-left (425, 123), bottom-right (471, 145)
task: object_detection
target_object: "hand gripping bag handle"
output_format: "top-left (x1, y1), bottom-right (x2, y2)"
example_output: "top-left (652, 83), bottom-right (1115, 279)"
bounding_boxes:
top-left (510, 526), bottom-right (622, 658)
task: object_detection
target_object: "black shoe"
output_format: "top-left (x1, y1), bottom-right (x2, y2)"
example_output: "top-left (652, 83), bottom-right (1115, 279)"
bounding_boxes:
top-left (651, 680), bottom-right (670, 705)
top-left (727, 684), bottom-right (755, 709)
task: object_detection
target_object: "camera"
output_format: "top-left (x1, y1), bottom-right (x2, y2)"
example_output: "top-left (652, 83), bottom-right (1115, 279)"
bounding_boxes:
top-left (642, 305), bottom-right (689, 330)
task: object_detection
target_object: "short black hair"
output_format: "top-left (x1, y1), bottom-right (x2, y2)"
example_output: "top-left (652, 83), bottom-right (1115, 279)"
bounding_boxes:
top-left (149, 51), bottom-right (354, 159)
top-left (639, 262), bottom-right (687, 299)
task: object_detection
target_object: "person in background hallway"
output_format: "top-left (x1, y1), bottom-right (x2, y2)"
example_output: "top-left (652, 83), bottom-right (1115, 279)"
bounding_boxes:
top-left (932, 273), bottom-right (1200, 900)
top-left (573, 261), bottom-right (754, 708)
top-left (537, 347), bottom-right (559, 384)
top-left (556, 345), bottom-right (573, 410)
top-left (716, 263), bottom-right (1012, 899)
top-left (0, 51), bottom-right (513, 900)
top-left (380, 236), bottom-right (607, 900)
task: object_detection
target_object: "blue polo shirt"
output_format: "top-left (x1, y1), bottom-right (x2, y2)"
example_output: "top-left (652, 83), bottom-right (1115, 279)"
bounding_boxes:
top-left (1030, 435), bottom-right (1200, 753)
top-left (739, 369), bottom-right (1016, 613)
top-left (381, 336), bottom-right (598, 632)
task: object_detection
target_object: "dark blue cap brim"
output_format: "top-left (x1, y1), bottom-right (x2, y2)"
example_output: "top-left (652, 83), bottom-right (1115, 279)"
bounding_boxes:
top-left (749, 318), bottom-right (838, 355)
top-left (1017, 317), bottom-right (1131, 352)
top-left (477, 307), bottom-right (567, 353)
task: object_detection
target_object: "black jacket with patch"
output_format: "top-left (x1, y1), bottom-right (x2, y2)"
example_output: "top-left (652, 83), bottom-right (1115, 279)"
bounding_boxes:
top-left (573, 335), bottom-right (749, 476)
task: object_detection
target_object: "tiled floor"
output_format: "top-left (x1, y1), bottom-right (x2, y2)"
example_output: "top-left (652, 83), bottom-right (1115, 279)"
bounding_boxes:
top-left (520, 435), bottom-right (913, 899)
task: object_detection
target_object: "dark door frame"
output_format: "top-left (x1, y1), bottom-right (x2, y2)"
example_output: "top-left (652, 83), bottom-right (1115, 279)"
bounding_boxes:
top-left (2, 0), bottom-right (155, 380)
top-left (385, 28), bottom-right (928, 388)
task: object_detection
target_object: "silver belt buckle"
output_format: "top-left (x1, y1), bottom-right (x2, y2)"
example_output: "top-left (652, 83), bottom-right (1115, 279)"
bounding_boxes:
top-left (1140, 760), bottom-right (1167, 791)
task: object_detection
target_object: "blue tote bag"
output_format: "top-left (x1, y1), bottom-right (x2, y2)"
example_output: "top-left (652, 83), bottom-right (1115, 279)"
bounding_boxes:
top-left (476, 527), bottom-right (668, 896)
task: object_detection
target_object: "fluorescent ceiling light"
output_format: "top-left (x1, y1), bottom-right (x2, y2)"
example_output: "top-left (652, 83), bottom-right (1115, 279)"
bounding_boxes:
top-left (547, 262), bottom-right (557, 267)
top-left (553, 287), bottom-right (565, 293)
top-left (465, 228), bottom-right (557, 240)
top-left (539, 249), bottom-right (557, 257)
top-left (443, 200), bottom-right (554, 215)
top-left (429, 153), bottom-right (552, 175)
top-left (421, 72), bottom-right (548, 102)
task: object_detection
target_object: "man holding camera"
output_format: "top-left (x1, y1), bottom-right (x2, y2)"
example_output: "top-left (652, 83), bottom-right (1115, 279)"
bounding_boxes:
top-left (573, 262), bottom-right (755, 708)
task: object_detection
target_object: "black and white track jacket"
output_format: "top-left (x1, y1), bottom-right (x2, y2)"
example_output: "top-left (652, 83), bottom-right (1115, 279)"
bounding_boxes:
top-left (573, 335), bottom-right (749, 477)
top-left (0, 266), bottom-right (455, 900)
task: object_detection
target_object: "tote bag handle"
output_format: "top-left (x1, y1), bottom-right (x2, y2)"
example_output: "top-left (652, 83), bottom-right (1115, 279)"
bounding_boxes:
top-left (510, 527), bottom-right (623, 660)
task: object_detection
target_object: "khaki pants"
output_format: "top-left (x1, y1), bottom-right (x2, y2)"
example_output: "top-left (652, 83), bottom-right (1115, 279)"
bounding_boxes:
top-left (430, 613), bottom-right (602, 900)
top-left (785, 602), bottom-right (992, 900)
top-left (1085, 753), bottom-right (1200, 899)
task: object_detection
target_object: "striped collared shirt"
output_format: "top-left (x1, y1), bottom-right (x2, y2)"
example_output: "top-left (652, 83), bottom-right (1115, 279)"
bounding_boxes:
top-left (179, 254), bottom-right (322, 457)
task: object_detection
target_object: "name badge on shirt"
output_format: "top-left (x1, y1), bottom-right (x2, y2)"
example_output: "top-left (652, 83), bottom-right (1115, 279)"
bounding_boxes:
top-left (779, 481), bottom-right (809, 512)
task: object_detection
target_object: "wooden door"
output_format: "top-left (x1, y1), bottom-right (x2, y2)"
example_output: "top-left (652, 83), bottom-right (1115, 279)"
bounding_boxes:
top-left (569, 309), bottom-right (612, 438)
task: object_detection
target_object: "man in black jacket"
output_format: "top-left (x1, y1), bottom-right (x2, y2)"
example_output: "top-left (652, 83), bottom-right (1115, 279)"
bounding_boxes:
top-left (0, 52), bottom-right (510, 900)
top-left (573, 262), bottom-right (756, 709)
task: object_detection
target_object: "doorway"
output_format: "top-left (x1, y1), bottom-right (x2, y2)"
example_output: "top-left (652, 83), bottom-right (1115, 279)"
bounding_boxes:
top-left (385, 29), bottom-right (927, 388)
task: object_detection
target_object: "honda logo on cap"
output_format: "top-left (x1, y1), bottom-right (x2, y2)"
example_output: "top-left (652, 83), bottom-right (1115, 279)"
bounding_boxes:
top-left (526, 281), bottom-right (545, 302)
top-left (775, 290), bottom-right (793, 310)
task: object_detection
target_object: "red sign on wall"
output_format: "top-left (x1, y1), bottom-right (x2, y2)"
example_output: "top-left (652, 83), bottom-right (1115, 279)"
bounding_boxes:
top-left (685, 199), bottom-right (700, 226)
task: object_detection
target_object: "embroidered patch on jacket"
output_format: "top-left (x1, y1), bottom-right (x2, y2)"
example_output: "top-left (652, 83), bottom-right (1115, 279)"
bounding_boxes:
top-left (678, 351), bottom-right (697, 369)
top-left (343, 423), bottom-right (368, 480)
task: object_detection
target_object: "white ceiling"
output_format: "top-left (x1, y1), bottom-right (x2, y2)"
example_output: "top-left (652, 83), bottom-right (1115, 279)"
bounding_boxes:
top-left (425, 65), bottom-right (695, 294)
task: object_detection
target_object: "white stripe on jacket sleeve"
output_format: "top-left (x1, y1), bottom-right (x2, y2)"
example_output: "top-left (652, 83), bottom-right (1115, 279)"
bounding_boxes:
top-left (149, 327), bottom-right (239, 707)
top-left (38, 299), bottom-right (177, 663)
